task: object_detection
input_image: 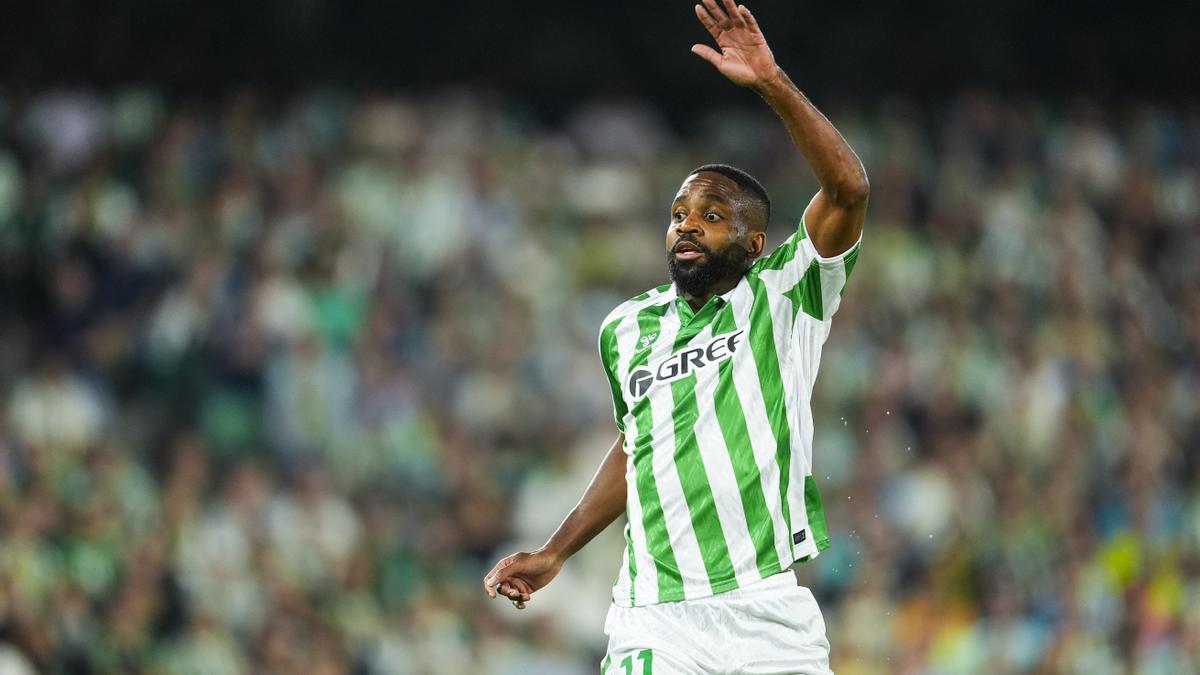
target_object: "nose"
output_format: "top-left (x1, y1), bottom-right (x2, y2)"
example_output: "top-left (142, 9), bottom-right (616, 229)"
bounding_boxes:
top-left (676, 213), bottom-right (702, 235)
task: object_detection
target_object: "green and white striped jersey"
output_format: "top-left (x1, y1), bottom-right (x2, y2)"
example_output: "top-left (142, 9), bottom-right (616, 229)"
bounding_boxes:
top-left (598, 218), bottom-right (860, 607)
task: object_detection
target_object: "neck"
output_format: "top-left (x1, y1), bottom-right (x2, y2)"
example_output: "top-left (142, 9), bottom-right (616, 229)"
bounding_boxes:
top-left (681, 274), bottom-right (742, 312)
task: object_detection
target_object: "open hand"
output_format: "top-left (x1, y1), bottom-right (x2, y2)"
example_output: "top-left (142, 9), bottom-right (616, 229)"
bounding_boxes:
top-left (691, 1), bottom-right (779, 90)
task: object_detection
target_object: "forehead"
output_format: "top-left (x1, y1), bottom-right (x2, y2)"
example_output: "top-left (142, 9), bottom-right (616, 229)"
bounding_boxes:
top-left (674, 171), bottom-right (740, 202)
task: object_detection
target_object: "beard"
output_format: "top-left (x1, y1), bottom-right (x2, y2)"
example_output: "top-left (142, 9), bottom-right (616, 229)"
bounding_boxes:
top-left (667, 238), bottom-right (750, 299)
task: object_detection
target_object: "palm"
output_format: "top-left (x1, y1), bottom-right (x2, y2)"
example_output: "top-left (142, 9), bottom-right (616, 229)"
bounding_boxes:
top-left (692, 1), bottom-right (777, 88)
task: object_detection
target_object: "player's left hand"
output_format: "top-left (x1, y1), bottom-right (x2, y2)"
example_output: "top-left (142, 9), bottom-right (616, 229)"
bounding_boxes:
top-left (691, 1), bottom-right (779, 90)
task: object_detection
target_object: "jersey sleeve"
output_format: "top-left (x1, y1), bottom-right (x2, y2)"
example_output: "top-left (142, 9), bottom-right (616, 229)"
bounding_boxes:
top-left (598, 320), bottom-right (628, 432)
top-left (754, 216), bottom-right (862, 322)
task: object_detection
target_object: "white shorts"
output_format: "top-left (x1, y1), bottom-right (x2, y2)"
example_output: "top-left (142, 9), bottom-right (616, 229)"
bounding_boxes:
top-left (600, 571), bottom-right (833, 675)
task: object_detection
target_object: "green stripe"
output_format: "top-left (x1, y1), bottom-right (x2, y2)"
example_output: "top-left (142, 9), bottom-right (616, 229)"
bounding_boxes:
top-left (622, 522), bottom-right (637, 606)
top-left (629, 304), bottom-right (682, 603)
top-left (711, 306), bottom-right (783, 578)
top-left (600, 319), bottom-right (628, 431)
top-left (670, 373), bottom-right (736, 594)
top-left (804, 475), bottom-right (831, 550)
top-left (744, 276), bottom-right (795, 542)
top-left (783, 260), bottom-right (825, 320)
top-left (841, 245), bottom-right (860, 297)
top-left (842, 244), bottom-right (859, 280)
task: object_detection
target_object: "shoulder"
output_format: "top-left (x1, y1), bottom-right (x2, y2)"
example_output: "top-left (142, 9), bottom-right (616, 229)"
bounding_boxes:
top-left (748, 216), bottom-right (811, 277)
top-left (599, 283), bottom-right (674, 332)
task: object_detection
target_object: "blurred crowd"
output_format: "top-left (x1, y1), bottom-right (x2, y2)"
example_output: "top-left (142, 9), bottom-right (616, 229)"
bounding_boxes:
top-left (0, 87), bottom-right (1197, 674)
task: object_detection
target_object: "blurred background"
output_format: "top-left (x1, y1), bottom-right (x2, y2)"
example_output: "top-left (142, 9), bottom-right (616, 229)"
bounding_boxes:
top-left (1, 1), bottom-right (1198, 674)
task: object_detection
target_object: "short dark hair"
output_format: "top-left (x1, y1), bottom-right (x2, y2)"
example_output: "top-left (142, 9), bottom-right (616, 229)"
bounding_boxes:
top-left (688, 163), bottom-right (771, 230)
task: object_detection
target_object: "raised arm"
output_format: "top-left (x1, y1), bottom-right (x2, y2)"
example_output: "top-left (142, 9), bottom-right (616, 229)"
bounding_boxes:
top-left (483, 433), bottom-right (628, 608)
top-left (692, 0), bottom-right (869, 257)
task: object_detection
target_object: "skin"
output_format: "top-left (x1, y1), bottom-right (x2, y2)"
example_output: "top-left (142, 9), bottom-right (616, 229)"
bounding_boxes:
top-left (484, 0), bottom-right (869, 610)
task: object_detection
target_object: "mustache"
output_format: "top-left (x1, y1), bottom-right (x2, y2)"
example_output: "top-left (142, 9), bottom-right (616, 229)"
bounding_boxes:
top-left (673, 236), bottom-right (714, 256)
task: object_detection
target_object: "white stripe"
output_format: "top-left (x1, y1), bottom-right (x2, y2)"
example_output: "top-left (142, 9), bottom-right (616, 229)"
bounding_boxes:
top-left (613, 521), bottom-right (632, 602)
top-left (788, 320), bottom-right (823, 559)
top-left (726, 282), bottom-right (794, 569)
top-left (689, 320), bottom-right (762, 589)
top-left (622, 450), bottom-right (657, 604)
top-left (642, 312), bottom-right (710, 600)
top-left (761, 282), bottom-right (813, 560)
top-left (613, 313), bottom-right (659, 605)
top-left (622, 416), bottom-right (658, 604)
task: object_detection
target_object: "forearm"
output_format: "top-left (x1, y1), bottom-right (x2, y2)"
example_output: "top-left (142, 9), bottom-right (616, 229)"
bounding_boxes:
top-left (541, 433), bottom-right (628, 563)
top-left (755, 69), bottom-right (869, 207)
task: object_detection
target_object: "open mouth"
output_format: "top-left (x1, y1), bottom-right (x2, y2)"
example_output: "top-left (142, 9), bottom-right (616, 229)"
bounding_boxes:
top-left (673, 240), bottom-right (704, 261)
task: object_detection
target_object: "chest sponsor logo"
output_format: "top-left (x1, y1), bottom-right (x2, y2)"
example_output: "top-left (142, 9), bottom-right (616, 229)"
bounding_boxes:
top-left (627, 330), bottom-right (744, 399)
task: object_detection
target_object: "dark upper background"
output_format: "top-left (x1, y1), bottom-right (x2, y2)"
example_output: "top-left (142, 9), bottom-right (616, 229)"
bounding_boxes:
top-left (2, 0), bottom-right (1196, 122)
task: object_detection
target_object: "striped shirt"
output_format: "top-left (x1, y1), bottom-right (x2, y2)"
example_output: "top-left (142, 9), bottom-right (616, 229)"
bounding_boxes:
top-left (598, 218), bottom-right (860, 607)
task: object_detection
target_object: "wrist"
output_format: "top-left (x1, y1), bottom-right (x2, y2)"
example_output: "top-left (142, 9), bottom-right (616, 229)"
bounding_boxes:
top-left (535, 543), bottom-right (570, 567)
top-left (753, 67), bottom-right (790, 98)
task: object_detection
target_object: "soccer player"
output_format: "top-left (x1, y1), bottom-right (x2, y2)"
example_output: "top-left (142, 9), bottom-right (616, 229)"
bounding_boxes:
top-left (484, 1), bottom-right (868, 672)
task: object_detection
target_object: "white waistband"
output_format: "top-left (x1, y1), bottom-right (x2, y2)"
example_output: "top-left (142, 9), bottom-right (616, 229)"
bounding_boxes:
top-left (702, 570), bottom-right (800, 602)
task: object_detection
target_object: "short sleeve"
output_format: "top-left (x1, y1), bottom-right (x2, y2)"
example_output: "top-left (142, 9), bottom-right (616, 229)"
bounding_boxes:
top-left (754, 217), bottom-right (862, 322)
top-left (598, 320), bottom-right (628, 432)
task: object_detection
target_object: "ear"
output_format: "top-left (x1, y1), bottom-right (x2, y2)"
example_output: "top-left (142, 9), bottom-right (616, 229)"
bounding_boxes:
top-left (746, 230), bottom-right (767, 260)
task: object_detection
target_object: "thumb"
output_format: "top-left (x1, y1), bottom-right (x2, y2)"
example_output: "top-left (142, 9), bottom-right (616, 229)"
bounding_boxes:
top-left (484, 556), bottom-right (518, 596)
top-left (691, 44), bottom-right (722, 68)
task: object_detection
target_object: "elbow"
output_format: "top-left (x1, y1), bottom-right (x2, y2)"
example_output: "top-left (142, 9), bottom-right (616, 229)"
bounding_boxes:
top-left (830, 172), bottom-right (870, 208)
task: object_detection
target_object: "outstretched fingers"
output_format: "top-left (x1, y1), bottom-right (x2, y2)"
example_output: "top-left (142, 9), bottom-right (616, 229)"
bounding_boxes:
top-left (701, 0), bottom-right (731, 29)
top-left (738, 4), bottom-right (760, 32)
top-left (694, 4), bottom-right (721, 39)
top-left (720, 0), bottom-right (745, 26)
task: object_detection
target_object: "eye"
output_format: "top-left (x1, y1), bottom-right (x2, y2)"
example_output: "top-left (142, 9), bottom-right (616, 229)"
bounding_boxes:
top-left (673, 210), bottom-right (686, 222)
top-left (705, 212), bottom-right (720, 222)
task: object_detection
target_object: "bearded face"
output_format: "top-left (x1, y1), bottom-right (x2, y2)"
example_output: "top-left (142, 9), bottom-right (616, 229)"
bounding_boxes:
top-left (666, 235), bottom-right (750, 299)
